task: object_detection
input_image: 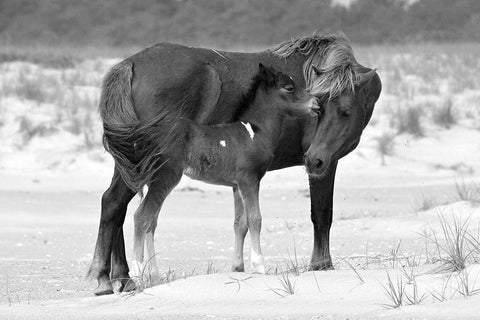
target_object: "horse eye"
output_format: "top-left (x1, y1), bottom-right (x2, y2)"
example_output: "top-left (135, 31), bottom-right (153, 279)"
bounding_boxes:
top-left (284, 85), bottom-right (294, 93)
top-left (340, 110), bottom-right (352, 118)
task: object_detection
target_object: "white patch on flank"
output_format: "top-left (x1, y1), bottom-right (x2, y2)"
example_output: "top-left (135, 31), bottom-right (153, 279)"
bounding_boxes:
top-left (241, 121), bottom-right (254, 140)
top-left (220, 140), bottom-right (226, 147)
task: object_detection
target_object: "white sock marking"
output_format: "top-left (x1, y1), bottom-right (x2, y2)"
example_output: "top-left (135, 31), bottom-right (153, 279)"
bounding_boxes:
top-left (130, 259), bottom-right (143, 277)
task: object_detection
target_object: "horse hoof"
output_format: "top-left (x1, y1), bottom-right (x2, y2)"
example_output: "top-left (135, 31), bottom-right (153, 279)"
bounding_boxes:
top-left (120, 278), bottom-right (137, 292)
top-left (94, 281), bottom-right (114, 296)
top-left (231, 264), bottom-right (245, 272)
top-left (111, 276), bottom-right (137, 293)
top-left (309, 260), bottom-right (334, 271)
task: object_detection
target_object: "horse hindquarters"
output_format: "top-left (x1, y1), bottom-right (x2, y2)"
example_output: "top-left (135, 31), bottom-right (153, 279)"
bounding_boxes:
top-left (131, 165), bottom-right (183, 282)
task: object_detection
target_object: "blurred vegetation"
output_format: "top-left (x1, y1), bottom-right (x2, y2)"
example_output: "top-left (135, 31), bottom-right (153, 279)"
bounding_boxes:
top-left (0, 0), bottom-right (480, 49)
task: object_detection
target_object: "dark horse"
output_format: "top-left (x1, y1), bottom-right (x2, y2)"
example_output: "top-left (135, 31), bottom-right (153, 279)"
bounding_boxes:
top-left (109, 63), bottom-right (316, 278)
top-left (88, 32), bottom-right (381, 295)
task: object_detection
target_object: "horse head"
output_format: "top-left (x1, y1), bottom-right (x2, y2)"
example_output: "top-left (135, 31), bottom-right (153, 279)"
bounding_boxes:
top-left (304, 66), bottom-right (378, 177)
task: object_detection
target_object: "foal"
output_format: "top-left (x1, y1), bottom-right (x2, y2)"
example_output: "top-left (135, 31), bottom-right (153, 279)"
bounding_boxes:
top-left (131, 63), bottom-right (317, 278)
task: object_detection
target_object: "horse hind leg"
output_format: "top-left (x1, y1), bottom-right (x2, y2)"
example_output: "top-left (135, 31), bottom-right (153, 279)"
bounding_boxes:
top-left (131, 167), bottom-right (182, 284)
top-left (231, 186), bottom-right (248, 272)
top-left (238, 177), bottom-right (265, 274)
top-left (87, 167), bottom-right (135, 296)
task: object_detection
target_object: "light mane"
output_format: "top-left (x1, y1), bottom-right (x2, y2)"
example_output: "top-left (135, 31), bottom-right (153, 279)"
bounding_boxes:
top-left (271, 31), bottom-right (360, 100)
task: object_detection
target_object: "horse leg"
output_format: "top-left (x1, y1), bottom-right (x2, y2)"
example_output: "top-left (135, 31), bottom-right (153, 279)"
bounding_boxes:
top-left (231, 186), bottom-right (248, 272)
top-left (131, 167), bottom-right (182, 282)
top-left (111, 228), bottom-right (136, 292)
top-left (87, 167), bottom-right (135, 296)
top-left (238, 177), bottom-right (265, 274)
top-left (144, 222), bottom-right (160, 281)
top-left (308, 160), bottom-right (338, 270)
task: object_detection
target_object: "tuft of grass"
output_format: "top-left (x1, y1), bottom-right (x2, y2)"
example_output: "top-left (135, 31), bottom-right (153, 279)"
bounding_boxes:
top-left (423, 214), bottom-right (475, 272)
top-left (390, 241), bottom-right (402, 269)
top-left (405, 277), bottom-right (428, 305)
top-left (283, 239), bottom-right (309, 276)
top-left (14, 72), bottom-right (49, 103)
top-left (432, 97), bottom-right (456, 129)
top-left (394, 105), bottom-right (424, 137)
top-left (415, 195), bottom-right (437, 212)
top-left (381, 268), bottom-right (426, 308)
top-left (455, 180), bottom-right (480, 204)
top-left (380, 270), bottom-right (405, 309)
top-left (375, 132), bottom-right (395, 165)
top-left (400, 253), bottom-right (422, 284)
top-left (160, 266), bottom-right (177, 284)
top-left (429, 273), bottom-right (453, 302)
top-left (17, 116), bottom-right (58, 147)
top-left (455, 269), bottom-right (480, 298)
top-left (268, 272), bottom-right (297, 297)
top-left (206, 261), bottom-right (218, 275)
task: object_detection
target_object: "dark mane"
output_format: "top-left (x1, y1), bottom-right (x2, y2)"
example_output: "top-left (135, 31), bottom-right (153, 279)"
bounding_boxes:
top-left (232, 69), bottom-right (273, 121)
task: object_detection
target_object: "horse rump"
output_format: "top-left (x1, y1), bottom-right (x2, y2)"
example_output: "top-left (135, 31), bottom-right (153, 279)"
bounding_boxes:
top-left (100, 60), bottom-right (184, 192)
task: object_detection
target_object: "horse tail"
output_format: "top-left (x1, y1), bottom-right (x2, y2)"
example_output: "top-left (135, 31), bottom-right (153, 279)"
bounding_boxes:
top-left (100, 61), bottom-right (186, 192)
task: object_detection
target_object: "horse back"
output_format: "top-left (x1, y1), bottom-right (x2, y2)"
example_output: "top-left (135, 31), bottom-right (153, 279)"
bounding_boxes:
top-left (126, 43), bottom-right (304, 124)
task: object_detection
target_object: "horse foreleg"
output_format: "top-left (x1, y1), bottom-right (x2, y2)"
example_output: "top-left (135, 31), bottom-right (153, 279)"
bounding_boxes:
top-left (88, 168), bottom-right (135, 295)
top-left (231, 186), bottom-right (248, 272)
top-left (238, 178), bottom-right (265, 274)
top-left (308, 160), bottom-right (338, 271)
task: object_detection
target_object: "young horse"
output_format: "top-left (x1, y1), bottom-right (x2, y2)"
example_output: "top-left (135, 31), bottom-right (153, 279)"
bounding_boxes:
top-left (128, 64), bottom-right (317, 278)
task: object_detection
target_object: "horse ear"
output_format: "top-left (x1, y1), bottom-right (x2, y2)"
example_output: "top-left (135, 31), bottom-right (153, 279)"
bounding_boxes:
top-left (355, 69), bottom-right (377, 88)
top-left (258, 63), bottom-right (276, 84)
top-left (258, 63), bottom-right (267, 73)
top-left (362, 69), bottom-right (381, 129)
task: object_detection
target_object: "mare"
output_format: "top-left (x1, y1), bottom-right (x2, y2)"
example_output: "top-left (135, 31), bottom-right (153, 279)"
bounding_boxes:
top-left (88, 32), bottom-right (381, 295)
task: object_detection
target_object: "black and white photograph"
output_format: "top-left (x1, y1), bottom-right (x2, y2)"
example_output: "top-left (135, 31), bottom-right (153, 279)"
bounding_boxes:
top-left (1, 0), bottom-right (480, 319)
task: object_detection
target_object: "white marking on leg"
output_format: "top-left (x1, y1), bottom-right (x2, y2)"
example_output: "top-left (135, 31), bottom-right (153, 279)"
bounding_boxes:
top-left (219, 140), bottom-right (226, 147)
top-left (250, 248), bottom-right (265, 274)
top-left (130, 259), bottom-right (143, 278)
top-left (145, 232), bottom-right (160, 279)
top-left (240, 121), bottom-right (254, 140)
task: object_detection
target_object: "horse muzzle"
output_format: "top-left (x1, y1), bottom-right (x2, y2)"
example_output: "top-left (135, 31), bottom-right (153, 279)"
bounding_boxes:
top-left (304, 153), bottom-right (331, 177)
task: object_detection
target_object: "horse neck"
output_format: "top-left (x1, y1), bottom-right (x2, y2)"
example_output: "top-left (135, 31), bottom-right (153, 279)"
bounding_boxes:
top-left (239, 90), bottom-right (285, 148)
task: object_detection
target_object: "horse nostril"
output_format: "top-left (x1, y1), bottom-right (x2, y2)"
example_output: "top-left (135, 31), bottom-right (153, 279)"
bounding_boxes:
top-left (315, 159), bottom-right (324, 169)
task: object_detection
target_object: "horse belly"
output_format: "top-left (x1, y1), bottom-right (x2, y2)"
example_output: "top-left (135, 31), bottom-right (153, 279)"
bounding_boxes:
top-left (183, 165), bottom-right (236, 187)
